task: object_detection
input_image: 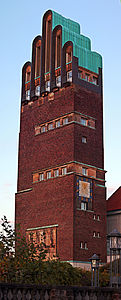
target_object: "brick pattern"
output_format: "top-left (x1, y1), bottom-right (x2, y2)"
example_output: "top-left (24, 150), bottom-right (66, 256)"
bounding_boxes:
top-left (16, 84), bottom-right (106, 264)
top-left (34, 111), bottom-right (95, 136)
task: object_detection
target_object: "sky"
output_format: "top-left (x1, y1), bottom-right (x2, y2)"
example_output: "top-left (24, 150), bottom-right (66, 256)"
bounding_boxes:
top-left (0, 0), bottom-right (121, 225)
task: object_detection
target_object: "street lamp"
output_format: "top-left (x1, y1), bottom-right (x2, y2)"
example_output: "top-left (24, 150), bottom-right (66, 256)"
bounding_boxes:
top-left (90, 254), bottom-right (100, 287)
top-left (108, 229), bottom-right (121, 287)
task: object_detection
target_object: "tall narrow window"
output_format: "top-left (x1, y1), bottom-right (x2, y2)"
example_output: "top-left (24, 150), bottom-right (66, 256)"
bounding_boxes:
top-left (47, 171), bottom-right (51, 179)
top-left (54, 169), bottom-right (59, 177)
top-left (66, 46), bottom-right (72, 64)
top-left (55, 30), bottom-right (61, 68)
top-left (25, 66), bottom-right (31, 101)
top-left (25, 67), bottom-right (31, 83)
top-left (35, 40), bottom-right (41, 78)
top-left (45, 14), bottom-right (52, 73)
top-left (62, 167), bottom-right (67, 176)
top-left (67, 70), bottom-right (72, 82)
top-left (82, 168), bottom-right (87, 176)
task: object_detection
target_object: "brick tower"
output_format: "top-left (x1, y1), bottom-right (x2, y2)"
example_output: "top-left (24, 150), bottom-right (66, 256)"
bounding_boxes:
top-left (15, 10), bottom-right (107, 267)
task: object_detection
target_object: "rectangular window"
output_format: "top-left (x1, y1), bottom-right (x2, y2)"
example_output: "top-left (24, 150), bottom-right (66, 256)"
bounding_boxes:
top-left (81, 202), bottom-right (87, 211)
top-left (93, 214), bottom-right (96, 220)
top-left (63, 117), bottom-right (68, 125)
top-left (82, 168), bottom-right (87, 176)
top-left (54, 169), bottom-right (59, 177)
top-left (45, 80), bottom-right (50, 92)
top-left (41, 125), bottom-right (46, 133)
top-left (78, 71), bottom-right (82, 79)
top-left (35, 85), bottom-right (40, 96)
top-left (39, 173), bottom-right (44, 181)
top-left (26, 72), bottom-right (31, 82)
top-left (67, 70), bottom-right (72, 82)
top-left (80, 242), bottom-right (83, 249)
top-left (82, 136), bottom-right (87, 143)
top-left (56, 75), bottom-right (61, 87)
top-left (81, 118), bottom-right (87, 126)
top-left (48, 123), bottom-right (54, 130)
top-left (62, 167), bottom-right (67, 176)
top-left (55, 120), bottom-right (60, 128)
top-left (26, 89), bottom-right (30, 101)
top-left (85, 74), bottom-right (89, 81)
top-left (47, 171), bottom-right (51, 179)
top-left (84, 242), bottom-right (88, 249)
top-left (93, 76), bottom-right (97, 85)
top-left (97, 232), bottom-right (100, 238)
top-left (93, 231), bottom-right (96, 237)
top-left (97, 215), bottom-right (100, 221)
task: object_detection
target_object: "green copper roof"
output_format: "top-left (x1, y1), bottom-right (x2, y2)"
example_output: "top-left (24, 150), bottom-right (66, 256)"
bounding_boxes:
top-left (51, 10), bottom-right (102, 74)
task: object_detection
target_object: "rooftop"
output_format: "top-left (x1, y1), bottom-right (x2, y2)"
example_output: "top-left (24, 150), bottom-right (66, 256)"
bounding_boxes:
top-left (45, 10), bottom-right (102, 74)
top-left (107, 186), bottom-right (121, 212)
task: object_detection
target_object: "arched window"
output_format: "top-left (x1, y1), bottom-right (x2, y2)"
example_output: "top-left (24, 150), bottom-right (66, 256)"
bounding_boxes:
top-left (25, 66), bottom-right (31, 101)
top-left (45, 13), bottom-right (52, 73)
top-left (66, 45), bottom-right (72, 82)
top-left (66, 46), bottom-right (72, 64)
top-left (55, 29), bottom-right (62, 69)
top-left (35, 40), bottom-right (41, 78)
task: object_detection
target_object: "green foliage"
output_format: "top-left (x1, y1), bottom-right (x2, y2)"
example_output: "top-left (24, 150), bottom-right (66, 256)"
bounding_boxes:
top-left (99, 264), bottom-right (110, 287)
top-left (0, 216), bottom-right (110, 286)
top-left (0, 216), bottom-right (48, 284)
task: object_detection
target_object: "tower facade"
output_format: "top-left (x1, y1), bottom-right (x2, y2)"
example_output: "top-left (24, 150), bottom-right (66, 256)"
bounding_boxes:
top-left (15, 10), bottom-right (107, 267)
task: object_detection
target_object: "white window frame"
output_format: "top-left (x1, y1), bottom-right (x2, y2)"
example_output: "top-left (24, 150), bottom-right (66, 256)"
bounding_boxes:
top-left (85, 73), bottom-right (89, 82)
top-left (84, 242), bottom-right (88, 249)
top-left (93, 231), bottom-right (96, 238)
top-left (82, 136), bottom-right (87, 144)
top-left (45, 80), bottom-right (50, 92)
top-left (81, 202), bottom-right (87, 211)
top-left (39, 173), bottom-right (44, 181)
top-left (47, 171), bottom-right (51, 179)
top-left (82, 168), bottom-right (87, 176)
top-left (26, 89), bottom-right (30, 101)
top-left (81, 118), bottom-right (87, 126)
top-left (48, 123), bottom-right (54, 130)
top-left (67, 70), bottom-right (72, 82)
top-left (41, 125), bottom-right (46, 133)
top-left (56, 75), bottom-right (61, 87)
top-left (55, 120), bottom-right (60, 128)
top-left (93, 76), bottom-right (97, 85)
top-left (35, 85), bottom-right (40, 96)
top-left (93, 214), bottom-right (96, 220)
top-left (62, 167), bottom-right (67, 176)
top-left (63, 117), bottom-right (68, 125)
top-left (54, 169), bottom-right (59, 177)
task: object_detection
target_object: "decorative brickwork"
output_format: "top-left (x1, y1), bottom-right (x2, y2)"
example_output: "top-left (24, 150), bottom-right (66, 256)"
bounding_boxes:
top-left (15, 10), bottom-right (107, 266)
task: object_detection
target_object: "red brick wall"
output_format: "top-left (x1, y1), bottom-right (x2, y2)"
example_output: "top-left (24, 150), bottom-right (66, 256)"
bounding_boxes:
top-left (73, 176), bottom-right (107, 262)
top-left (15, 174), bottom-right (74, 261)
top-left (16, 84), bottom-right (106, 263)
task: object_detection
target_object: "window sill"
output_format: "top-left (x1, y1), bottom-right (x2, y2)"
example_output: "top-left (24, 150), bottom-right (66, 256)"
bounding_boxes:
top-left (80, 248), bottom-right (88, 250)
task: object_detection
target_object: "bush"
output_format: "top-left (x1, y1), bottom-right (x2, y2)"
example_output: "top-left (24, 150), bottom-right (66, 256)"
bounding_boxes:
top-left (0, 216), bottom-right (110, 286)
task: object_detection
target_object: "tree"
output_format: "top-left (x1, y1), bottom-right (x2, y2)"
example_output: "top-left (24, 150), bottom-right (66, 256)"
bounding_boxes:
top-left (0, 216), bottom-right (48, 283)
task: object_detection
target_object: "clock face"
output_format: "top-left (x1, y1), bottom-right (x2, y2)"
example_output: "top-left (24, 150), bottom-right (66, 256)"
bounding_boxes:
top-left (79, 181), bottom-right (90, 198)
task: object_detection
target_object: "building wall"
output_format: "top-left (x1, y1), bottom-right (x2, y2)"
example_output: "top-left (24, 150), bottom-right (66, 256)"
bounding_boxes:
top-left (16, 84), bottom-right (107, 263)
top-left (107, 212), bottom-right (121, 234)
top-left (16, 174), bottom-right (74, 261)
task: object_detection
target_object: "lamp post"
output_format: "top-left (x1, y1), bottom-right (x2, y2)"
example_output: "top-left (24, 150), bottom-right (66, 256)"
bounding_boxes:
top-left (90, 254), bottom-right (100, 287)
top-left (108, 229), bottom-right (121, 287)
